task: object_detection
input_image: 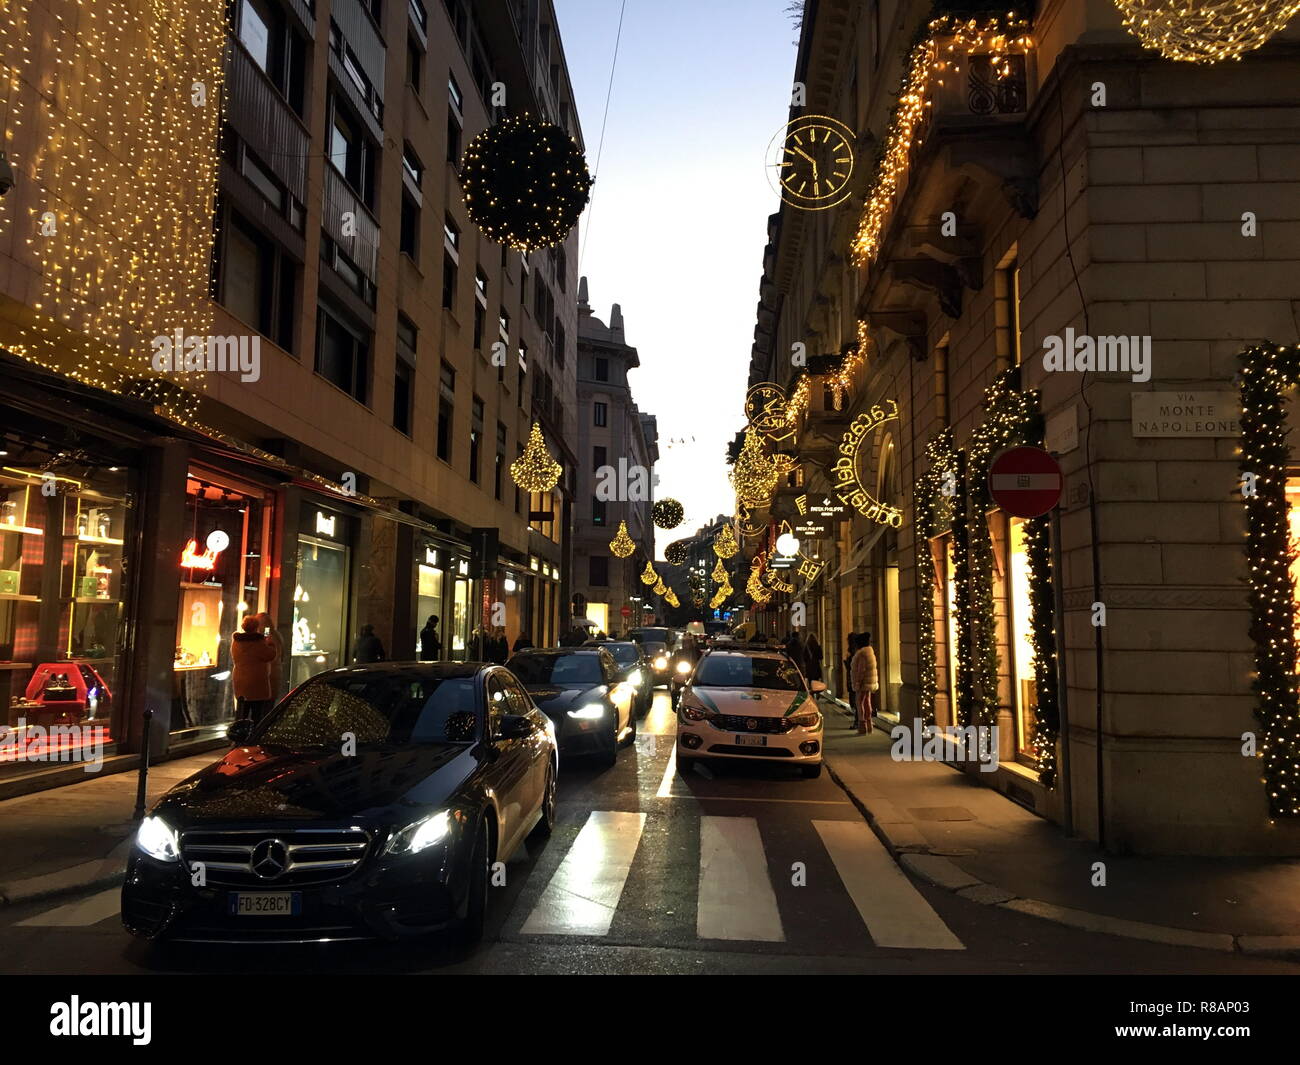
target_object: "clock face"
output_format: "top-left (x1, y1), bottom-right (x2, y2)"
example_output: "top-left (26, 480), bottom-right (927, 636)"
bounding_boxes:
top-left (767, 115), bottom-right (855, 210)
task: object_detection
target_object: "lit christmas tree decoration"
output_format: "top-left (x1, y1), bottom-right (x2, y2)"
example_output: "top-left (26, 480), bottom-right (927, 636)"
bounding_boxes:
top-left (609, 520), bottom-right (636, 558)
top-left (510, 422), bottom-right (562, 493)
top-left (712, 524), bottom-right (739, 559)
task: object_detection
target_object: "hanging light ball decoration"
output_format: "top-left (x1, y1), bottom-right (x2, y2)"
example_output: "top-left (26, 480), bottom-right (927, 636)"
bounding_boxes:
top-left (640, 561), bottom-right (658, 586)
top-left (713, 524), bottom-right (739, 559)
top-left (1112, 0), bottom-right (1300, 63)
top-left (510, 422), bottom-right (562, 492)
top-left (652, 498), bottom-right (685, 530)
top-left (459, 113), bottom-right (593, 251)
top-left (609, 520), bottom-right (636, 559)
top-left (664, 540), bottom-right (689, 566)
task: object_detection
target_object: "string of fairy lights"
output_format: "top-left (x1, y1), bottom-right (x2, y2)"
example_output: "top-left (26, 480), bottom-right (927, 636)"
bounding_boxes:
top-left (915, 430), bottom-right (958, 728)
top-left (1238, 342), bottom-right (1300, 819)
top-left (1113, 0), bottom-right (1300, 63)
top-left (0, 0), bottom-right (227, 424)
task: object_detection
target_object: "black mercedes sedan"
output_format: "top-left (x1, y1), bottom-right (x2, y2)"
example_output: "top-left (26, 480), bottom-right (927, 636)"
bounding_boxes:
top-left (505, 647), bottom-right (636, 767)
top-left (121, 663), bottom-right (557, 945)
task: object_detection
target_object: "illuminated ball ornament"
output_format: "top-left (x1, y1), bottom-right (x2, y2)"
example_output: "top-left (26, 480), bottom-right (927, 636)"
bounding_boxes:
top-left (664, 540), bottom-right (689, 566)
top-left (609, 520), bottom-right (635, 559)
top-left (459, 114), bottom-right (592, 252)
top-left (510, 423), bottom-right (562, 493)
top-left (652, 498), bottom-right (684, 530)
top-left (1113, 0), bottom-right (1300, 62)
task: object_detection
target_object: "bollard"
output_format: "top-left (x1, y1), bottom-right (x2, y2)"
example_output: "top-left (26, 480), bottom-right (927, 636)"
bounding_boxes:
top-left (132, 707), bottom-right (154, 822)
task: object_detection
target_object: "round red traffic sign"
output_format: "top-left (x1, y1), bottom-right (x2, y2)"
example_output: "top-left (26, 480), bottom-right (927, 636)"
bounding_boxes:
top-left (988, 446), bottom-right (1063, 518)
top-left (620, 606), bottom-right (631, 618)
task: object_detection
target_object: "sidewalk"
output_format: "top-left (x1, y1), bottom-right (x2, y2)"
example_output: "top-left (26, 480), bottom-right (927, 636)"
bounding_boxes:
top-left (819, 698), bottom-right (1300, 957)
top-left (0, 752), bottom-right (221, 906)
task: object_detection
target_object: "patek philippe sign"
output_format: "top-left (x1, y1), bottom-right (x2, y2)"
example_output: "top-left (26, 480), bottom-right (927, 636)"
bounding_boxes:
top-left (792, 516), bottom-right (831, 539)
top-left (1131, 392), bottom-right (1240, 437)
top-left (799, 494), bottom-right (849, 522)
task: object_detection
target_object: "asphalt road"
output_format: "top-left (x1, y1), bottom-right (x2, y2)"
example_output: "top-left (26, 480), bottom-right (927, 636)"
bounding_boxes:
top-left (1, 690), bottom-right (1296, 976)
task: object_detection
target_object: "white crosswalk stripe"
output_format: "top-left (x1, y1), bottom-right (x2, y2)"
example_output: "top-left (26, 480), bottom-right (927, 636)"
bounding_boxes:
top-left (696, 815), bottom-right (784, 942)
top-left (813, 819), bottom-right (964, 950)
top-left (17, 887), bottom-right (121, 928)
top-left (520, 810), bottom-right (646, 936)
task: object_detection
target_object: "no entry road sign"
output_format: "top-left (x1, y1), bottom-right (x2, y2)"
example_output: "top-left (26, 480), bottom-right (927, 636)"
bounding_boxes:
top-left (988, 446), bottom-right (1063, 519)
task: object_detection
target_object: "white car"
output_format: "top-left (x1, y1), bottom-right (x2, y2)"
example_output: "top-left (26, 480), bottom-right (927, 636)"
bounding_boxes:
top-left (676, 650), bottom-right (825, 778)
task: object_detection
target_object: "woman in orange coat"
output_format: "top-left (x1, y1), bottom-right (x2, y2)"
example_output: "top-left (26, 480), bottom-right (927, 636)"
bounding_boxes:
top-left (231, 615), bottom-right (276, 726)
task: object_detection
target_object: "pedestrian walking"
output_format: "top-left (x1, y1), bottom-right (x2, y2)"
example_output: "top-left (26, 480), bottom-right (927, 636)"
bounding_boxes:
top-left (419, 615), bottom-right (441, 661)
top-left (804, 630), bottom-right (823, 685)
top-left (783, 630), bottom-right (805, 677)
top-left (850, 631), bottom-right (878, 735)
top-left (351, 623), bottom-right (386, 664)
top-left (490, 626), bottom-right (509, 664)
top-left (231, 615), bottom-right (276, 729)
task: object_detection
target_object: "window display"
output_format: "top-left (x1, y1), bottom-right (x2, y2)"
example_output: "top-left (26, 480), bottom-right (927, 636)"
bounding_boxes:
top-left (291, 507), bottom-right (352, 686)
top-left (451, 574), bottom-right (470, 660)
top-left (0, 461), bottom-right (134, 771)
top-left (1008, 517), bottom-right (1038, 757)
top-left (173, 471), bottom-right (271, 734)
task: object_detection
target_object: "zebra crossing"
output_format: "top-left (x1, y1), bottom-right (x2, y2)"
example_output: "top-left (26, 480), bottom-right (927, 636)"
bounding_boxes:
top-left (9, 809), bottom-right (966, 952)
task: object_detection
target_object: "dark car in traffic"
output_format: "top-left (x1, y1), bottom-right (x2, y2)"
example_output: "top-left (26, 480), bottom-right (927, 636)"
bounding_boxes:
top-left (585, 639), bottom-right (653, 715)
top-left (506, 647), bottom-right (636, 766)
top-left (122, 663), bottom-right (557, 945)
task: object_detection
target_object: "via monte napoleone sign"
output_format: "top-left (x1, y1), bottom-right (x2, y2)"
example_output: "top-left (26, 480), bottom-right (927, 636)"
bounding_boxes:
top-left (1131, 392), bottom-right (1240, 437)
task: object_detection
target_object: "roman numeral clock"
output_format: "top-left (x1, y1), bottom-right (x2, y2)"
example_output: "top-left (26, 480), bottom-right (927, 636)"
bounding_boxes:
top-left (766, 115), bottom-right (855, 211)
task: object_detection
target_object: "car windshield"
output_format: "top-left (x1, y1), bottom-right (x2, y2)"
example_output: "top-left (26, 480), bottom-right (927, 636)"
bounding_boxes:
top-left (256, 673), bottom-right (480, 748)
top-left (508, 653), bottom-right (603, 686)
top-left (604, 642), bottom-right (640, 665)
top-left (633, 628), bottom-right (672, 647)
top-left (693, 656), bottom-right (803, 691)
top-left (642, 642), bottom-right (667, 656)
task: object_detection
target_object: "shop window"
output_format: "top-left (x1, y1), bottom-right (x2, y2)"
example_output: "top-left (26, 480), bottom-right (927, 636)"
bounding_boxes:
top-left (1288, 476), bottom-right (1300, 672)
top-left (940, 535), bottom-right (959, 726)
top-left (292, 508), bottom-right (351, 686)
top-left (0, 462), bottom-right (135, 772)
top-left (1008, 516), bottom-right (1038, 759)
top-left (451, 575), bottom-right (470, 659)
top-left (175, 471), bottom-right (272, 734)
top-left (417, 555), bottom-right (443, 652)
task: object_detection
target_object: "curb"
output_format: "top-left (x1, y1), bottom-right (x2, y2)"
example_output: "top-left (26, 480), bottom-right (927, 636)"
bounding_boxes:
top-left (0, 838), bottom-right (131, 908)
top-left (824, 754), bottom-right (1289, 958)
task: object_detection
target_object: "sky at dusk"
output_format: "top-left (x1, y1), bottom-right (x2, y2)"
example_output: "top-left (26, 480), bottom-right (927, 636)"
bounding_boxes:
top-left (552, 0), bottom-right (799, 556)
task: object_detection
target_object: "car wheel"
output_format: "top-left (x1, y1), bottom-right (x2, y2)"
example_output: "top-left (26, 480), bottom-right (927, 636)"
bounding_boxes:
top-left (453, 817), bottom-right (492, 945)
top-left (528, 763), bottom-right (556, 844)
top-left (801, 763), bottom-right (823, 779)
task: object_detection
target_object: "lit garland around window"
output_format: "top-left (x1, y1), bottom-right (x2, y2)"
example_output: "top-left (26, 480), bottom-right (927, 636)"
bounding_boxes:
top-left (459, 113), bottom-right (592, 252)
top-left (609, 520), bottom-right (635, 558)
top-left (713, 524), bottom-right (739, 558)
top-left (850, 13), bottom-right (1033, 267)
top-left (914, 430), bottom-right (959, 727)
top-left (640, 561), bottom-right (658, 586)
top-left (510, 422), bottom-right (562, 492)
top-left (0, 0), bottom-right (229, 425)
top-left (1238, 342), bottom-right (1300, 817)
top-left (1113, 0), bottom-right (1300, 63)
top-left (653, 498), bottom-right (684, 529)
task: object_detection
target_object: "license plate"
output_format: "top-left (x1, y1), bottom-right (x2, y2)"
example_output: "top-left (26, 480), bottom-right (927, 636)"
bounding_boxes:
top-left (228, 892), bottom-right (301, 916)
top-left (735, 734), bottom-right (767, 747)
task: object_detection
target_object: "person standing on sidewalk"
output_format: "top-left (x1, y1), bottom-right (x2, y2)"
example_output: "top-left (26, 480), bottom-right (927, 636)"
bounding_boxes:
top-left (231, 615), bottom-right (276, 727)
top-left (253, 612), bottom-right (284, 704)
top-left (850, 632), bottom-right (878, 735)
top-left (844, 631), bottom-right (858, 716)
top-left (803, 630), bottom-right (823, 686)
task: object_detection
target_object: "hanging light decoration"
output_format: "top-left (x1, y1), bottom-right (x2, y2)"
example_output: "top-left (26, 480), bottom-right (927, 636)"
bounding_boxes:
top-left (730, 430), bottom-right (779, 506)
top-left (664, 587), bottom-right (680, 608)
top-left (640, 561), bottom-right (658, 586)
top-left (510, 423), bottom-right (562, 493)
top-left (652, 577), bottom-right (668, 596)
top-left (1112, 0), bottom-right (1300, 63)
top-left (711, 558), bottom-right (729, 583)
top-left (652, 498), bottom-right (685, 529)
top-left (459, 113), bottom-right (592, 251)
top-left (712, 524), bottom-right (739, 559)
top-left (609, 520), bottom-right (635, 558)
top-left (664, 540), bottom-right (689, 566)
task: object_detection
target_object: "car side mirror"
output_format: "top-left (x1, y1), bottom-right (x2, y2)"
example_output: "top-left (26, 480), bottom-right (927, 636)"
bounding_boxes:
top-left (810, 680), bottom-right (827, 694)
top-left (498, 714), bottom-right (531, 741)
top-left (228, 718), bottom-right (253, 745)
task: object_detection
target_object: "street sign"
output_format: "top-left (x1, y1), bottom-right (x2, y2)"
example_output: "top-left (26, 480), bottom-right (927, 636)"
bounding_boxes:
top-left (620, 606), bottom-right (631, 618)
top-left (792, 516), bottom-right (831, 539)
top-left (989, 446), bottom-right (1063, 519)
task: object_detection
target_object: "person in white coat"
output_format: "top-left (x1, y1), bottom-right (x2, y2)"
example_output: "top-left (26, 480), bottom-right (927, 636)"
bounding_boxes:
top-left (849, 631), bottom-right (878, 735)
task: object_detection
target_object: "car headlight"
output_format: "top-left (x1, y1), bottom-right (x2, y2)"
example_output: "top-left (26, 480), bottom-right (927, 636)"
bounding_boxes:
top-left (654, 656), bottom-right (668, 669)
top-left (135, 815), bottom-right (180, 863)
top-left (789, 710), bottom-right (821, 728)
top-left (385, 809), bottom-right (459, 856)
top-left (680, 702), bottom-right (713, 722)
top-left (568, 703), bottom-right (605, 719)
top-left (675, 660), bottom-right (691, 674)
top-left (628, 669), bottom-right (644, 687)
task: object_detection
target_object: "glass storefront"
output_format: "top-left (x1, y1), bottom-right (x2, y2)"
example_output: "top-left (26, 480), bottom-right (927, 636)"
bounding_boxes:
top-left (1007, 516), bottom-right (1038, 757)
top-left (943, 536), bottom-right (959, 726)
top-left (1289, 477), bottom-right (1300, 674)
top-left (0, 460), bottom-right (135, 770)
top-left (173, 469), bottom-right (271, 734)
top-left (451, 565), bottom-right (471, 661)
top-left (417, 545), bottom-right (445, 655)
top-left (291, 505), bottom-right (352, 687)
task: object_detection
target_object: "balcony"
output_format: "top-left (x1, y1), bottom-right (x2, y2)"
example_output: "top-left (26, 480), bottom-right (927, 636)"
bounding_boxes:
top-left (322, 165), bottom-right (379, 285)
top-left (225, 42), bottom-right (309, 205)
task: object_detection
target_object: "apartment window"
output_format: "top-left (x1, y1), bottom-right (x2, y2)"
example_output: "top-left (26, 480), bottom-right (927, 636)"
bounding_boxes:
top-left (494, 423), bottom-right (506, 500)
top-left (593, 445), bottom-right (606, 470)
top-left (448, 70), bottom-right (464, 112)
top-left (409, 0), bottom-right (428, 31)
top-left (406, 34), bottom-right (422, 93)
top-left (555, 322), bottom-right (566, 368)
top-left (400, 192), bottom-right (419, 261)
top-left (594, 402), bottom-right (608, 427)
top-left (437, 361), bottom-right (455, 461)
top-left (996, 251), bottom-right (1023, 369)
top-left (238, 0), bottom-right (306, 114)
top-left (518, 341), bottom-right (528, 408)
top-left (394, 361), bottom-right (413, 435)
top-left (594, 357), bottom-right (609, 382)
top-left (397, 314), bottom-right (418, 364)
top-left (442, 250), bottom-right (457, 310)
top-left (239, 0), bottom-right (273, 72)
top-left (316, 301), bottom-right (370, 403)
top-left (498, 308), bottom-right (510, 341)
top-left (328, 100), bottom-right (376, 208)
top-left (242, 147), bottom-right (284, 211)
top-left (589, 555), bottom-right (609, 587)
top-left (555, 245), bottom-right (567, 292)
top-left (217, 204), bottom-right (298, 352)
top-left (592, 497), bottom-right (607, 526)
top-left (446, 106), bottom-right (462, 167)
top-left (475, 268), bottom-right (488, 300)
top-left (473, 303), bottom-right (484, 350)
top-left (469, 396), bottom-right (484, 484)
top-left (444, 214), bottom-right (460, 252)
top-left (402, 144), bottom-right (423, 188)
